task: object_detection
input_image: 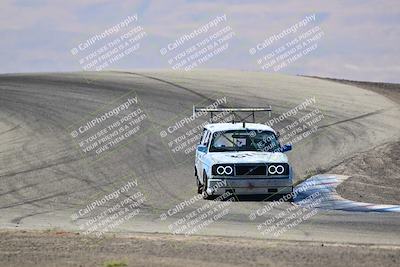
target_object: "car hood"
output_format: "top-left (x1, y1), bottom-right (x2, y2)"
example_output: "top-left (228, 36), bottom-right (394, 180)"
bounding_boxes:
top-left (208, 151), bottom-right (288, 164)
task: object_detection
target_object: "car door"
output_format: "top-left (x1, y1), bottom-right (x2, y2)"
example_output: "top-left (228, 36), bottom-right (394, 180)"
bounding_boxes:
top-left (196, 129), bottom-right (210, 180)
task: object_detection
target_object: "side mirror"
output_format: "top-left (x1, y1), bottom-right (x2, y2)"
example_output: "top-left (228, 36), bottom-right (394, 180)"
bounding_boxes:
top-left (281, 144), bottom-right (292, 153)
top-left (197, 145), bottom-right (208, 153)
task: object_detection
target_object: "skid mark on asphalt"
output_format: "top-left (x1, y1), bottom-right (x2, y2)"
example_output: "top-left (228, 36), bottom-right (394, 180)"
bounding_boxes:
top-left (0, 192), bottom-right (68, 210)
top-left (294, 174), bottom-right (400, 212)
top-left (116, 71), bottom-right (217, 103)
top-left (318, 109), bottom-right (386, 129)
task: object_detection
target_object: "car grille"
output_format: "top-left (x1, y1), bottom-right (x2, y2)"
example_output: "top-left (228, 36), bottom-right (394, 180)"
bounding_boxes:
top-left (235, 165), bottom-right (266, 175)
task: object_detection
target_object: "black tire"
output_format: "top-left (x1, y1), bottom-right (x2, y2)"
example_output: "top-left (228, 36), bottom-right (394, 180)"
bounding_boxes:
top-left (196, 176), bottom-right (202, 194)
top-left (202, 173), bottom-right (212, 200)
top-left (287, 187), bottom-right (294, 202)
top-left (277, 193), bottom-right (293, 202)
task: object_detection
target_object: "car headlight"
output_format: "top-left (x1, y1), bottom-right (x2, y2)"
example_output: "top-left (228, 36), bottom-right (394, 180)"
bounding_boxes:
top-left (212, 164), bottom-right (234, 176)
top-left (267, 163), bottom-right (289, 176)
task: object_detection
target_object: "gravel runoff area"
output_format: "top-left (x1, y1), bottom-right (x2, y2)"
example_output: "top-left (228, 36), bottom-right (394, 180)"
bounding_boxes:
top-left (0, 230), bottom-right (399, 267)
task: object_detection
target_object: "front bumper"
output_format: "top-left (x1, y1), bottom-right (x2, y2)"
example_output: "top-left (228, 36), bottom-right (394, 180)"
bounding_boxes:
top-left (207, 178), bottom-right (293, 195)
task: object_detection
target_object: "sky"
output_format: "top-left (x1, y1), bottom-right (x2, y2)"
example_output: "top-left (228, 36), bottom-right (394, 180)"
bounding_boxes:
top-left (0, 0), bottom-right (399, 83)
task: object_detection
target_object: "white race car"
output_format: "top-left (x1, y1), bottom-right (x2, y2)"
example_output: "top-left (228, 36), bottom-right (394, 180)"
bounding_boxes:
top-left (194, 107), bottom-right (293, 200)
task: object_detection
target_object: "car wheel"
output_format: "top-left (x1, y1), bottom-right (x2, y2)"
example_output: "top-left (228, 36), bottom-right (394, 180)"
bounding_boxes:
top-left (202, 173), bottom-right (211, 200)
top-left (286, 187), bottom-right (294, 202)
top-left (196, 177), bottom-right (202, 194)
top-left (286, 194), bottom-right (293, 202)
top-left (277, 192), bottom-right (293, 202)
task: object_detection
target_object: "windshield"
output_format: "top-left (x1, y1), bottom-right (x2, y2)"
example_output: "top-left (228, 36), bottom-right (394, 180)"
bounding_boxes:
top-left (209, 130), bottom-right (281, 152)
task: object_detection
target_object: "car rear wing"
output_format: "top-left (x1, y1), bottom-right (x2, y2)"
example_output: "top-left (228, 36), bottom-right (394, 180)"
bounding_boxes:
top-left (193, 106), bottom-right (271, 124)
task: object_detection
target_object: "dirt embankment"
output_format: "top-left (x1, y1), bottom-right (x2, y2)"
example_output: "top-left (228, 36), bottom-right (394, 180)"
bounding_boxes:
top-left (318, 77), bottom-right (400, 205)
top-left (333, 141), bottom-right (400, 204)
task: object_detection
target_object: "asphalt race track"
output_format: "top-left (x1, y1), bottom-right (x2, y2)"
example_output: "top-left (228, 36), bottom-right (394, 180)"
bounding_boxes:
top-left (1, 70), bottom-right (400, 246)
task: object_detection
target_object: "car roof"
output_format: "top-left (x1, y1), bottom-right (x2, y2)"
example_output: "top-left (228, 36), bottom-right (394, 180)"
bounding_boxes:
top-left (204, 122), bottom-right (276, 133)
